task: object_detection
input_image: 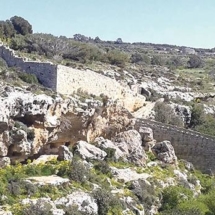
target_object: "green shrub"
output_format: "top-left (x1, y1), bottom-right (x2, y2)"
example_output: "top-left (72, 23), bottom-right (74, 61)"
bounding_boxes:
top-left (94, 161), bottom-right (112, 176)
top-left (160, 186), bottom-right (193, 211)
top-left (92, 189), bottom-right (123, 215)
top-left (151, 55), bottom-right (165, 66)
top-left (68, 156), bottom-right (90, 183)
top-left (187, 55), bottom-right (203, 68)
top-left (129, 179), bottom-right (157, 210)
top-left (154, 102), bottom-right (184, 127)
top-left (103, 147), bottom-right (116, 161)
top-left (106, 50), bottom-right (129, 67)
top-left (18, 72), bottom-right (38, 84)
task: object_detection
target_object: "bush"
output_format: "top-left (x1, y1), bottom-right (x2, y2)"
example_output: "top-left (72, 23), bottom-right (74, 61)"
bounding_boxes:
top-left (129, 179), bottom-right (157, 210)
top-left (103, 147), bottom-right (116, 161)
top-left (166, 56), bottom-right (184, 69)
top-left (14, 121), bottom-right (35, 141)
top-left (68, 156), bottom-right (90, 183)
top-left (94, 161), bottom-right (112, 176)
top-left (18, 72), bottom-right (38, 84)
top-left (159, 186), bottom-right (193, 211)
top-left (130, 53), bottom-right (150, 64)
top-left (106, 50), bottom-right (129, 67)
top-left (187, 55), bottom-right (202, 68)
top-left (92, 189), bottom-right (123, 215)
top-left (154, 102), bottom-right (184, 127)
top-left (151, 55), bottom-right (164, 66)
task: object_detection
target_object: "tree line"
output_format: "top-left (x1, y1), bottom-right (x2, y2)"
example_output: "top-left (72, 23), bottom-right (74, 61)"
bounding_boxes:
top-left (0, 16), bottom-right (32, 39)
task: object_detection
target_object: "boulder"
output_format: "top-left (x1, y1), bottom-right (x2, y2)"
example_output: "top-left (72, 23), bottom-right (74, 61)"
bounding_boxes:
top-left (26, 175), bottom-right (69, 186)
top-left (0, 157), bottom-right (10, 168)
top-left (55, 191), bottom-right (98, 214)
top-left (76, 141), bottom-right (107, 160)
top-left (58, 145), bottom-right (73, 161)
top-left (112, 130), bottom-right (147, 166)
top-left (138, 127), bottom-right (153, 142)
top-left (94, 137), bottom-right (125, 160)
top-left (32, 155), bottom-right (58, 165)
top-left (152, 140), bottom-right (177, 164)
top-left (170, 103), bottom-right (192, 125)
top-left (111, 167), bottom-right (150, 183)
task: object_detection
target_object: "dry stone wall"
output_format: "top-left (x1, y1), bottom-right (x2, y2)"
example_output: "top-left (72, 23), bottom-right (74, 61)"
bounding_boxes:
top-left (135, 119), bottom-right (215, 173)
top-left (0, 44), bottom-right (57, 90)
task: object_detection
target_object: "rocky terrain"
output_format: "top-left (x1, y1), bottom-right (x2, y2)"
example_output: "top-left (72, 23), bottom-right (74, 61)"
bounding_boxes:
top-left (1, 18), bottom-right (215, 214)
top-left (0, 82), bottom-right (202, 215)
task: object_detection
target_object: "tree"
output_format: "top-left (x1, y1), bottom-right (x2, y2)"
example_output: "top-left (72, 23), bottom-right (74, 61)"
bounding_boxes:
top-left (0, 20), bottom-right (15, 39)
top-left (189, 103), bottom-right (205, 129)
top-left (10, 16), bottom-right (33, 35)
top-left (106, 49), bottom-right (129, 67)
top-left (166, 56), bottom-right (184, 69)
top-left (151, 55), bottom-right (164, 66)
top-left (187, 54), bottom-right (202, 68)
top-left (4, 20), bottom-right (16, 38)
top-left (115, 38), bottom-right (123, 44)
top-left (131, 53), bottom-right (150, 64)
top-left (154, 102), bottom-right (184, 127)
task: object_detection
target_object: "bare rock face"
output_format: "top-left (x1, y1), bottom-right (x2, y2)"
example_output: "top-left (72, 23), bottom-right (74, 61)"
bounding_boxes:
top-left (112, 130), bottom-right (147, 166)
top-left (0, 83), bottom-right (138, 163)
top-left (152, 140), bottom-right (177, 164)
top-left (86, 104), bottom-right (134, 143)
top-left (75, 140), bottom-right (107, 160)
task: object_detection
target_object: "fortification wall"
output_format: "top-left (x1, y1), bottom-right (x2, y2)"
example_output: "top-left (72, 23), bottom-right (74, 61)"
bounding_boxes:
top-left (56, 65), bottom-right (123, 98)
top-left (135, 119), bottom-right (215, 173)
top-left (0, 44), bottom-right (57, 90)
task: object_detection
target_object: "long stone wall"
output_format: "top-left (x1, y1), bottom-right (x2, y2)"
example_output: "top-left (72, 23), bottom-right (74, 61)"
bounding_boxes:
top-left (0, 44), bottom-right (57, 90)
top-left (135, 119), bottom-right (215, 173)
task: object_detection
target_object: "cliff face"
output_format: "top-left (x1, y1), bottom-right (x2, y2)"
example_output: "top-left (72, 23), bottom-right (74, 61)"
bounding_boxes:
top-left (0, 82), bottom-right (136, 164)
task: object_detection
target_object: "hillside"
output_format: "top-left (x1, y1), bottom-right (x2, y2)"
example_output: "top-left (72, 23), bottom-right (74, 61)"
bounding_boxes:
top-left (0, 16), bottom-right (215, 215)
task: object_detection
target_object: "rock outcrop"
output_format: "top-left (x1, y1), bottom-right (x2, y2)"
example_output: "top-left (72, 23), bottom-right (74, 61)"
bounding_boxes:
top-left (152, 140), bottom-right (177, 164)
top-left (112, 130), bottom-right (147, 166)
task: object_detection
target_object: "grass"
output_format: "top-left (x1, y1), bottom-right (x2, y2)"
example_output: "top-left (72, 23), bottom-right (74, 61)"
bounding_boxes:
top-left (174, 68), bottom-right (214, 93)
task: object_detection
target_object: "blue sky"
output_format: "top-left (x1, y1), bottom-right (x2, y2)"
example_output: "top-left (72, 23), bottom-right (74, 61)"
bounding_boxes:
top-left (1, 0), bottom-right (215, 48)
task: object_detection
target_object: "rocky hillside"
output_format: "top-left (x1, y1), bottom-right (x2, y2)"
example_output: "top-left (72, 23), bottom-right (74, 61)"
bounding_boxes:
top-left (1, 16), bottom-right (215, 215)
top-left (0, 79), bottom-right (214, 215)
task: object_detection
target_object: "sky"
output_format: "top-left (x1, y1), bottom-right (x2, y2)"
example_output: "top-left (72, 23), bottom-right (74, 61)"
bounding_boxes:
top-left (1, 0), bottom-right (215, 48)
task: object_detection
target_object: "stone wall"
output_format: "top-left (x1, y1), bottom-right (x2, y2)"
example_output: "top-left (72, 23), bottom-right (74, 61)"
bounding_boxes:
top-left (135, 119), bottom-right (215, 173)
top-left (56, 65), bottom-right (123, 98)
top-left (0, 44), bottom-right (57, 90)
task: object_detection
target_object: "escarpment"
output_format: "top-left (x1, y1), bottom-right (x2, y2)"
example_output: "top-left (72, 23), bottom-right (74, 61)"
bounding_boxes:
top-left (1, 81), bottom-right (215, 173)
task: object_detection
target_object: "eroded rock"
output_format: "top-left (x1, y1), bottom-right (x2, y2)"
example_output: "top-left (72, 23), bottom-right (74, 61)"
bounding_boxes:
top-left (112, 130), bottom-right (147, 166)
